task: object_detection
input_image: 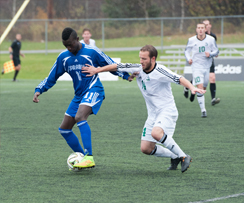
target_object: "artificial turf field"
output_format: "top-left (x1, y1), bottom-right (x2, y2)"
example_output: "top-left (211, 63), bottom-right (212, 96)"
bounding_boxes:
top-left (0, 78), bottom-right (244, 203)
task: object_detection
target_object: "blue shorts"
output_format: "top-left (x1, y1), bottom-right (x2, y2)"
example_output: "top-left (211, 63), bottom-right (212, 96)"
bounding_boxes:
top-left (65, 89), bottom-right (105, 118)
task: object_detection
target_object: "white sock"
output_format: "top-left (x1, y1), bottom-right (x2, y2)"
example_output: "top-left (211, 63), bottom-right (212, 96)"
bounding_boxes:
top-left (154, 145), bottom-right (178, 159)
top-left (197, 93), bottom-right (206, 112)
top-left (160, 135), bottom-right (186, 158)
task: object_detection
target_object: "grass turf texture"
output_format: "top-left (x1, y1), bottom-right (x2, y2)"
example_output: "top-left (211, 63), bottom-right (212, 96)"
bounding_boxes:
top-left (0, 79), bottom-right (244, 203)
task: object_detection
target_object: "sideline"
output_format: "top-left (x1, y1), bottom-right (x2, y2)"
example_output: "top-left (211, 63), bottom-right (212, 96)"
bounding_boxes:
top-left (189, 193), bottom-right (244, 203)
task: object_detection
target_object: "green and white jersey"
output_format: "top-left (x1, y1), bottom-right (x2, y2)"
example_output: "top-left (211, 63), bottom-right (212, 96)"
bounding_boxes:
top-left (185, 35), bottom-right (219, 70)
top-left (117, 63), bottom-right (182, 118)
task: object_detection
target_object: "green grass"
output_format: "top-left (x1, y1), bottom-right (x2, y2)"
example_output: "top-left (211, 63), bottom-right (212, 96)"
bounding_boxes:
top-left (0, 79), bottom-right (244, 203)
top-left (0, 51), bottom-right (140, 80)
top-left (1, 33), bottom-right (244, 51)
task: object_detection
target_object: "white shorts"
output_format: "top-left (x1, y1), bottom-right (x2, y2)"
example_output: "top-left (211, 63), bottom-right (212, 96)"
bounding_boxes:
top-left (192, 69), bottom-right (209, 87)
top-left (141, 112), bottom-right (178, 143)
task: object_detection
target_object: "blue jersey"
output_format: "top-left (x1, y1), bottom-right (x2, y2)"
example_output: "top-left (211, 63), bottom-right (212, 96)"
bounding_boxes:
top-left (35, 44), bottom-right (130, 101)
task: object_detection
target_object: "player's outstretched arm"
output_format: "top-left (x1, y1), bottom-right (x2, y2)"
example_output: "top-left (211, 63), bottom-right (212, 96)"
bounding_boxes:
top-left (179, 77), bottom-right (206, 95)
top-left (33, 92), bottom-right (41, 103)
top-left (82, 64), bottom-right (118, 76)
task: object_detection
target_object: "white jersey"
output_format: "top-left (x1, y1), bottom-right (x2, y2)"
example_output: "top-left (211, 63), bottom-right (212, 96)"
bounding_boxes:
top-left (117, 63), bottom-right (182, 119)
top-left (80, 39), bottom-right (96, 47)
top-left (185, 35), bottom-right (219, 70)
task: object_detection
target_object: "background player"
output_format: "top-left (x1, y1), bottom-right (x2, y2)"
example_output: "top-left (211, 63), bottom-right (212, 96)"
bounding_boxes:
top-left (33, 27), bottom-right (133, 169)
top-left (185, 23), bottom-right (219, 117)
top-left (82, 45), bottom-right (206, 173)
top-left (80, 28), bottom-right (96, 47)
top-left (203, 19), bottom-right (220, 105)
top-left (5, 34), bottom-right (25, 81)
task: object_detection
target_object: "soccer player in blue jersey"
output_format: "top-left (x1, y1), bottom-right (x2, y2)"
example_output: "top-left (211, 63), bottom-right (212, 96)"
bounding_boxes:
top-left (33, 27), bottom-right (133, 169)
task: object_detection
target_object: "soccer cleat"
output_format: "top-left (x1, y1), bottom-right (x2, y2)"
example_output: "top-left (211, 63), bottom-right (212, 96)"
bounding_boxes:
top-left (167, 157), bottom-right (181, 170)
top-left (189, 93), bottom-right (195, 102)
top-left (180, 155), bottom-right (192, 173)
top-left (211, 98), bottom-right (220, 106)
top-left (73, 155), bottom-right (95, 168)
top-left (183, 87), bottom-right (189, 98)
top-left (201, 111), bottom-right (207, 118)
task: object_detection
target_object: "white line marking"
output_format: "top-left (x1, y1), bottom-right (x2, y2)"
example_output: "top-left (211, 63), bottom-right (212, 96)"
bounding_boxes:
top-left (189, 193), bottom-right (244, 203)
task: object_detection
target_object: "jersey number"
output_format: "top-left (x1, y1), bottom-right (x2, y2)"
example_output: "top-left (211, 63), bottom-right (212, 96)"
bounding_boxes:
top-left (199, 46), bottom-right (205, 53)
top-left (142, 80), bottom-right (146, 90)
top-left (195, 76), bottom-right (200, 83)
top-left (76, 71), bottom-right (82, 81)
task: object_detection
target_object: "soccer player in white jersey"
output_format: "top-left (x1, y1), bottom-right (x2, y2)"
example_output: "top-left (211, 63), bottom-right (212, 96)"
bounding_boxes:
top-left (33, 28), bottom-right (133, 169)
top-left (185, 23), bottom-right (219, 117)
top-left (80, 28), bottom-right (96, 47)
top-left (82, 45), bottom-right (206, 173)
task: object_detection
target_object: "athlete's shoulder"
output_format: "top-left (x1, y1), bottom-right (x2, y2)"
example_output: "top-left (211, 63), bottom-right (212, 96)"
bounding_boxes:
top-left (189, 35), bottom-right (197, 41)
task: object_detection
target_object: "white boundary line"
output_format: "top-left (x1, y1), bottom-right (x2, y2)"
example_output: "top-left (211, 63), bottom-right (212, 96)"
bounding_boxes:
top-left (189, 193), bottom-right (244, 203)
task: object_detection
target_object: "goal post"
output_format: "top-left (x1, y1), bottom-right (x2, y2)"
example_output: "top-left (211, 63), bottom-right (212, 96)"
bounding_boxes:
top-left (0, 0), bottom-right (30, 45)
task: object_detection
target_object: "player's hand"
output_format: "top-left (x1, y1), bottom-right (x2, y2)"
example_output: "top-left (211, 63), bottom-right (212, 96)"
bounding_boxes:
top-left (82, 64), bottom-right (97, 77)
top-left (9, 55), bottom-right (13, 60)
top-left (205, 52), bottom-right (210, 57)
top-left (128, 72), bottom-right (139, 82)
top-left (188, 59), bottom-right (193, 65)
top-left (33, 92), bottom-right (41, 103)
top-left (191, 87), bottom-right (206, 95)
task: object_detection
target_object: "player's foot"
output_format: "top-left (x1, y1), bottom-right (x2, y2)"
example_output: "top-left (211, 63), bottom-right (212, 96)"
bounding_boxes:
top-left (201, 111), bottom-right (207, 118)
top-left (167, 157), bottom-right (181, 170)
top-left (180, 155), bottom-right (192, 173)
top-left (190, 93), bottom-right (195, 102)
top-left (183, 87), bottom-right (189, 98)
top-left (73, 155), bottom-right (95, 168)
top-left (211, 98), bottom-right (220, 106)
top-left (1, 69), bottom-right (4, 75)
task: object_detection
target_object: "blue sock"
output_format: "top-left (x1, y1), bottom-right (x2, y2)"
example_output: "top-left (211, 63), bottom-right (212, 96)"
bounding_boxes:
top-left (59, 128), bottom-right (84, 154)
top-left (77, 120), bottom-right (92, 156)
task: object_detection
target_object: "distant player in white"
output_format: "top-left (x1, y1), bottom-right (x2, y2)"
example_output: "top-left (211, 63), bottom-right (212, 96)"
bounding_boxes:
top-left (80, 28), bottom-right (96, 47)
top-left (82, 45), bottom-right (206, 173)
top-left (185, 23), bottom-right (219, 117)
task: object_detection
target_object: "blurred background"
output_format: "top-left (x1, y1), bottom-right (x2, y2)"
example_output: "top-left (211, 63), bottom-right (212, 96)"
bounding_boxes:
top-left (0, 0), bottom-right (244, 51)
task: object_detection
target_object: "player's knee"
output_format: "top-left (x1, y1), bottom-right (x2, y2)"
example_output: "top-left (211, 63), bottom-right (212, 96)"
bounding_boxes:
top-left (209, 73), bottom-right (215, 83)
top-left (151, 127), bottom-right (164, 141)
top-left (140, 145), bottom-right (154, 155)
top-left (140, 142), bottom-right (155, 155)
top-left (75, 114), bottom-right (86, 123)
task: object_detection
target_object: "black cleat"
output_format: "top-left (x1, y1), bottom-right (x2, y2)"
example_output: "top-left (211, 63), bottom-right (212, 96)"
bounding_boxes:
top-left (211, 98), bottom-right (220, 106)
top-left (183, 87), bottom-right (189, 98)
top-left (190, 93), bottom-right (195, 102)
top-left (167, 157), bottom-right (181, 170)
top-left (181, 155), bottom-right (192, 173)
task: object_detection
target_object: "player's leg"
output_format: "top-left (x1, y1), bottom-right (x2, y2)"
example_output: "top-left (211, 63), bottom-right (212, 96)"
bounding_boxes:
top-left (74, 90), bottom-right (105, 168)
top-left (193, 70), bottom-right (207, 117)
top-left (151, 127), bottom-right (191, 172)
top-left (196, 83), bottom-right (207, 117)
top-left (13, 58), bottom-right (20, 81)
top-left (141, 121), bottom-right (180, 170)
top-left (59, 100), bottom-right (85, 154)
top-left (152, 114), bottom-right (192, 172)
top-left (209, 63), bottom-right (220, 105)
top-left (183, 80), bottom-right (192, 99)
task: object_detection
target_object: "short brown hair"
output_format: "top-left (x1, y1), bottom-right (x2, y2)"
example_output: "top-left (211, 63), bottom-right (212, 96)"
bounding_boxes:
top-left (82, 28), bottom-right (91, 34)
top-left (140, 45), bottom-right (158, 59)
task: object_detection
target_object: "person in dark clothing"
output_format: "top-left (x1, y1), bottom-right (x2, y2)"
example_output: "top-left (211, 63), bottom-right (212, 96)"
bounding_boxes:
top-left (8, 34), bottom-right (25, 81)
top-left (203, 20), bottom-right (220, 105)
